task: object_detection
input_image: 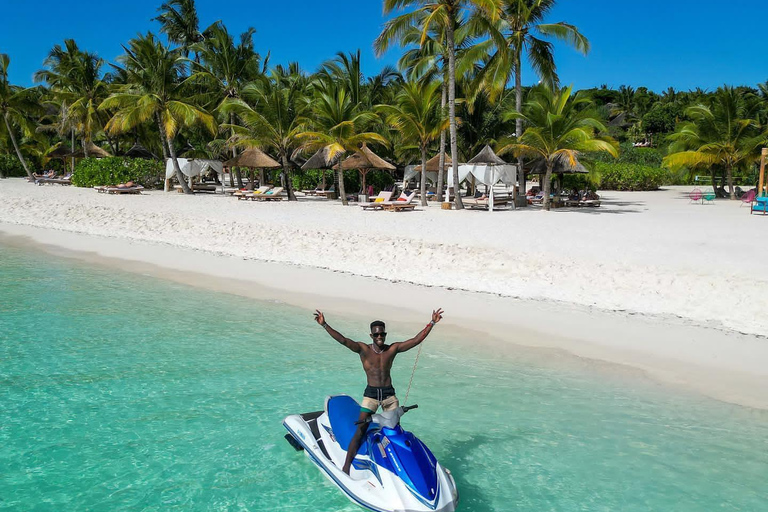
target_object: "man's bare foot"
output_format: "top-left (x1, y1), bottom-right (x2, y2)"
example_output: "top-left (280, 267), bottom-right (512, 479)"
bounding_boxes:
top-left (342, 464), bottom-right (351, 475)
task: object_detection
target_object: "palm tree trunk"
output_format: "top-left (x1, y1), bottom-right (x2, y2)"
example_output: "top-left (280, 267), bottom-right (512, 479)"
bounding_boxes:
top-left (71, 129), bottom-right (76, 173)
top-left (230, 113), bottom-right (244, 188)
top-left (165, 133), bottom-right (192, 195)
top-left (726, 163), bottom-right (735, 200)
top-left (446, 16), bottom-right (463, 210)
top-left (515, 58), bottom-right (526, 206)
top-left (543, 159), bottom-right (554, 211)
top-left (436, 81), bottom-right (447, 202)
top-left (337, 153), bottom-right (348, 206)
top-left (4, 114), bottom-right (33, 179)
top-left (420, 144), bottom-right (428, 207)
top-left (282, 154), bottom-right (297, 201)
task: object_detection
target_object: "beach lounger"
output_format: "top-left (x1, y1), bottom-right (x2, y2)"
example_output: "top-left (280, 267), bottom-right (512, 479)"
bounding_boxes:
top-left (36, 176), bottom-right (72, 186)
top-left (360, 191), bottom-right (394, 210)
top-left (462, 196), bottom-right (510, 210)
top-left (106, 185), bottom-right (144, 194)
top-left (253, 186), bottom-right (284, 201)
top-left (382, 192), bottom-right (418, 212)
top-left (234, 185), bottom-right (271, 200)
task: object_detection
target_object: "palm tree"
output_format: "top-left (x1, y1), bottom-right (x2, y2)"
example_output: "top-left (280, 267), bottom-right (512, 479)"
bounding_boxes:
top-left (34, 39), bottom-right (112, 156)
top-left (100, 33), bottom-right (216, 194)
top-left (499, 84), bottom-right (618, 211)
top-left (0, 54), bottom-right (40, 179)
top-left (664, 86), bottom-right (767, 200)
top-left (378, 79), bottom-right (448, 206)
top-left (189, 21), bottom-right (265, 187)
top-left (154, 0), bottom-right (203, 61)
top-left (379, 0), bottom-right (500, 209)
top-left (379, 22), bottom-right (477, 202)
top-left (475, 0), bottom-right (589, 203)
top-left (301, 79), bottom-right (387, 206)
top-left (221, 69), bottom-right (312, 201)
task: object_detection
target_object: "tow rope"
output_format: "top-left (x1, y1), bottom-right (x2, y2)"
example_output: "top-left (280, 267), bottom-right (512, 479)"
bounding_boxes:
top-left (403, 342), bottom-right (424, 405)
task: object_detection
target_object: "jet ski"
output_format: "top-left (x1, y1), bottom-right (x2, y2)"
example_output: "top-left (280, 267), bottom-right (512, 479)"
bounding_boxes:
top-left (283, 395), bottom-right (459, 512)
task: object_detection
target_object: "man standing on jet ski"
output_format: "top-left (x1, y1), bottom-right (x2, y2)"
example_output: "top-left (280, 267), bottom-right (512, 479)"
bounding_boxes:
top-left (314, 308), bottom-right (444, 475)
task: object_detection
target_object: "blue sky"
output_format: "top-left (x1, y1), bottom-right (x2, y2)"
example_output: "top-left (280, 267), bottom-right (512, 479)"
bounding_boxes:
top-left (1, 0), bottom-right (766, 92)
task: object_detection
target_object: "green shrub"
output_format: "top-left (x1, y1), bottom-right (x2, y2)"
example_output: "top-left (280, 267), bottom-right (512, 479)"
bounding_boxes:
top-left (0, 154), bottom-right (28, 177)
top-left (71, 157), bottom-right (164, 188)
top-left (594, 161), bottom-right (669, 191)
top-left (293, 168), bottom-right (395, 193)
top-left (593, 143), bottom-right (664, 166)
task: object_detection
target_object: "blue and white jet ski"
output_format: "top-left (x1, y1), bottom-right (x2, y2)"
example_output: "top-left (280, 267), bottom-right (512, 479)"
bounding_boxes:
top-left (283, 395), bottom-right (458, 512)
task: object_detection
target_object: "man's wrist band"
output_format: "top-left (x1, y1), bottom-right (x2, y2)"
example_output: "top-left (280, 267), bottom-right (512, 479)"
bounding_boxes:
top-left (428, 320), bottom-right (435, 327)
top-left (322, 322), bottom-right (327, 327)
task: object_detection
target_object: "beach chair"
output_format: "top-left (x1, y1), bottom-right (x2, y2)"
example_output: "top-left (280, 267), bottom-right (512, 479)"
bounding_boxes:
top-left (740, 189), bottom-right (756, 207)
top-left (702, 190), bottom-right (716, 204)
top-left (360, 191), bottom-right (394, 210)
top-left (253, 186), bottom-right (284, 201)
top-left (689, 187), bottom-right (703, 204)
top-left (751, 197), bottom-right (768, 215)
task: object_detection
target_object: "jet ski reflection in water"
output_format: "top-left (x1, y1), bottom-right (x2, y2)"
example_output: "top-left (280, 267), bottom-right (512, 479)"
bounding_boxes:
top-left (282, 309), bottom-right (457, 512)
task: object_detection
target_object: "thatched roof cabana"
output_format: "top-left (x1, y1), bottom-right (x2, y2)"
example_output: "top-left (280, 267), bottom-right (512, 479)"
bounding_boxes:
top-left (414, 153), bottom-right (452, 172)
top-left (45, 144), bottom-right (73, 159)
top-left (68, 143), bottom-right (112, 159)
top-left (300, 147), bottom-right (339, 170)
top-left (529, 154), bottom-right (589, 175)
top-left (224, 148), bottom-right (281, 169)
top-left (467, 145), bottom-right (506, 165)
top-left (340, 144), bottom-right (396, 171)
top-left (124, 143), bottom-right (157, 159)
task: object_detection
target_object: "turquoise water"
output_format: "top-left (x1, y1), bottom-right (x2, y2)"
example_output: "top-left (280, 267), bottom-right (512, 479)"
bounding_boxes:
top-left (1, 242), bottom-right (767, 512)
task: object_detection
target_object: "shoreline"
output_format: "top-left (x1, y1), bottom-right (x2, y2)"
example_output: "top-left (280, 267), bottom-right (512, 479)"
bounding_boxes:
top-left (3, 222), bottom-right (767, 410)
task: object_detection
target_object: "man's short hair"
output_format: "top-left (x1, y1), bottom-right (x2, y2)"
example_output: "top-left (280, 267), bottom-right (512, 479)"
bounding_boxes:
top-left (370, 320), bottom-right (386, 332)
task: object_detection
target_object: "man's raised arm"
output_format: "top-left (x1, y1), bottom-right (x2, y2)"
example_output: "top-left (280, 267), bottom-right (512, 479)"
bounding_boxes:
top-left (393, 308), bottom-right (444, 353)
top-left (314, 310), bottom-right (363, 353)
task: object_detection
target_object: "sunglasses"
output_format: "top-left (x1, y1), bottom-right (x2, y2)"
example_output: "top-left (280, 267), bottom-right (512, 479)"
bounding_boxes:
top-left (371, 332), bottom-right (387, 338)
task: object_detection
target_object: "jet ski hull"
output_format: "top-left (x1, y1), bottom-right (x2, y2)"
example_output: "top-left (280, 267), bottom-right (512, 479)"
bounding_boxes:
top-left (283, 396), bottom-right (458, 512)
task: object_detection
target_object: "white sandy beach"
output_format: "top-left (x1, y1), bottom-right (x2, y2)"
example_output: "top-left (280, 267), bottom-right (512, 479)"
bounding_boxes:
top-left (1, 178), bottom-right (767, 408)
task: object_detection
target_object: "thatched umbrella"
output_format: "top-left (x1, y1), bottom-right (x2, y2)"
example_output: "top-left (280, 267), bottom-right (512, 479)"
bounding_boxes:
top-left (529, 154), bottom-right (589, 200)
top-left (224, 148), bottom-right (281, 189)
top-left (529, 154), bottom-right (589, 175)
top-left (124, 143), bottom-right (156, 159)
top-left (340, 144), bottom-right (396, 194)
top-left (68, 143), bottom-right (112, 159)
top-left (301, 147), bottom-right (340, 191)
top-left (414, 153), bottom-right (452, 172)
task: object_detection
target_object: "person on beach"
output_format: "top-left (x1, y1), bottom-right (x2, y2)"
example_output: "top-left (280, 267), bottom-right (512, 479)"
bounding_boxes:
top-left (314, 308), bottom-right (444, 475)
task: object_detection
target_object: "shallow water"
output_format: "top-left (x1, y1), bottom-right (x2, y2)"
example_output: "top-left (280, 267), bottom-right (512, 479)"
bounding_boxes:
top-left (1, 242), bottom-right (767, 511)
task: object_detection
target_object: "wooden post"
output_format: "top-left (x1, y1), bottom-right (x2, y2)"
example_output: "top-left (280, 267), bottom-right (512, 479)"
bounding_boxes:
top-left (759, 148), bottom-right (767, 197)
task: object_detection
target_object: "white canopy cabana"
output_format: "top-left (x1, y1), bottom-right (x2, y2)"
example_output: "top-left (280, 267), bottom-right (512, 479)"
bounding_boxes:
top-left (403, 165), bottom-right (439, 184)
top-left (165, 158), bottom-right (224, 180)
top-left (449, 163), bottom-right (519, 211)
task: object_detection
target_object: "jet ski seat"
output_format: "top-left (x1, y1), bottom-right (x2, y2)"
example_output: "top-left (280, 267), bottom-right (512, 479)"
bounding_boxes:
top-left (327, 395), bottom-right (373, 455)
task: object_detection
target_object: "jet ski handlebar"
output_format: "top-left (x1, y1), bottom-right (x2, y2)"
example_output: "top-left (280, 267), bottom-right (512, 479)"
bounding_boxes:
top-left (355, 404), bottom-right (418, 425)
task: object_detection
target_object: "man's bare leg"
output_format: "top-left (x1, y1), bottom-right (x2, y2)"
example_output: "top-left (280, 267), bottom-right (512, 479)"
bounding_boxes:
top-left (343, 411), bottom-right (372, 475)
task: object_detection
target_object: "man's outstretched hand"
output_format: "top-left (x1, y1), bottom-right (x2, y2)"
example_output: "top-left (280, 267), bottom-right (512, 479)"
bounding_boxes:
top-left (314, 310), bottom-right (325, 326)
top-left (431, 308), bottom-right (444, 324)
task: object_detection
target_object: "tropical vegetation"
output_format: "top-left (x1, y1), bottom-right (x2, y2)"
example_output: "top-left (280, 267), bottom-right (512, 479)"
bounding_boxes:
top-left (2, 0), bottom-right (767, 206)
